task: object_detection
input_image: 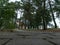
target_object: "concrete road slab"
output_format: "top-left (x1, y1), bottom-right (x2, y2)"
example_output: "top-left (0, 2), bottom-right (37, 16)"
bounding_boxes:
top-left (6, 38), bottom-right (53, 45)
top-left (0, 32), bottom-right (60, 45)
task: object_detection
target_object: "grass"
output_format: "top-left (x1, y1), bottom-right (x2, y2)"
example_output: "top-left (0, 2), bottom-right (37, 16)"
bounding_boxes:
top-left (0, 29), bottom-right (15, 32)
top-left (19, 28), bottom-right (60, 32)
top-left (0, 28), bottom-right (60, 32)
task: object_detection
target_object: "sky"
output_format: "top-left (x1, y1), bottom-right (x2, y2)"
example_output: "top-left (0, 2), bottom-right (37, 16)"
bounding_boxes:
top-left (9, 0), bottom-right (20, 2)
top-left (9, 0), bottom-right (60, 28)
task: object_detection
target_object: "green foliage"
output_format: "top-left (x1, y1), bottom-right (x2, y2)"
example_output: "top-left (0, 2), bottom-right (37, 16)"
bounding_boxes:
top-left (21, 0), bottom-right (53, 29)
top-left (54, 0), bottom-right (60, 18)
top-left (23, 2), bottom-right (34, 24)
top-left (0, 0), bottom-right (60, 30)
top-left (5, 22), bottom-right (15, 29)
top-left (0, 0), bottom-right (16, 29)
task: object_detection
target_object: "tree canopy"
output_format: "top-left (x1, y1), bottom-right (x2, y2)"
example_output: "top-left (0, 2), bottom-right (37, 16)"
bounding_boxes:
top-left (0, 0), bottom-right (60, 30)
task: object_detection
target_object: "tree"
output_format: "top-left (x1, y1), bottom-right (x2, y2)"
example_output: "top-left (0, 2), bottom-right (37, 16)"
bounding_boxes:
top-left (48, 0), bottom-right (57, 28)
top-left (54, 0), bottom-right (60, 18)
top-left (32, 0), bottom-right (52, 30)
top-left (22, 1), bottom-right (35, 29)
top-left (0, 0), bottom-right (16, 29)
top-left (0, 0), bottom-right (9, 29)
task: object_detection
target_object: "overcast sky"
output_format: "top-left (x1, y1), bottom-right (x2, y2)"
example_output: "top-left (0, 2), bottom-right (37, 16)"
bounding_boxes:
top-left (9, 0), bottom-right (20, 2)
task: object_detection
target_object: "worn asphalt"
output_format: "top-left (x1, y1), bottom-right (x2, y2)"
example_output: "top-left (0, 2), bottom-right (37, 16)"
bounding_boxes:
top-left (0, 30), bottom-right (60, 45)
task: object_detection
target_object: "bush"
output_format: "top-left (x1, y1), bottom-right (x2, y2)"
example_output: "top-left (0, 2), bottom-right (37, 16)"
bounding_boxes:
top-left (4, 22), bottom-right (15, 29)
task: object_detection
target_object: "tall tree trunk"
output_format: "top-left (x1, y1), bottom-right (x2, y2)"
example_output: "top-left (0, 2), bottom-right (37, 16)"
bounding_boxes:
top-left (15, 13), bottom-right (17, 28)
top-left (42, 0), bottom-right (47, 30)
top-left (48, 0), bottom-right (57, 28)
top-left (24, 19), bottom-right (26, 29)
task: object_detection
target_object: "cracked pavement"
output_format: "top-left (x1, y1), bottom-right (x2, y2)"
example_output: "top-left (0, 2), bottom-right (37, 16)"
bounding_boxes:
top-left (0, 31), bottom-right (60, 45)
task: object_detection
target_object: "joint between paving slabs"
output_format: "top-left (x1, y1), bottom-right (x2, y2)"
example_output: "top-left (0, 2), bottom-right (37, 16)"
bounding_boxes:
top-left (0, 38), bottom-right (13, 45)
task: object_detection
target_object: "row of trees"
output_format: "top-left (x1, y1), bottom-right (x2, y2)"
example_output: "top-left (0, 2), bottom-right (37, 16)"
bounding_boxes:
top-left (0, 0), bottom-right (15, 29)
top-left (0, 0), bottom-right (20, 29)
top-left (0, 0), bottom-right (60, 30)
top-left (21, 0), bottom-right (60, 30)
